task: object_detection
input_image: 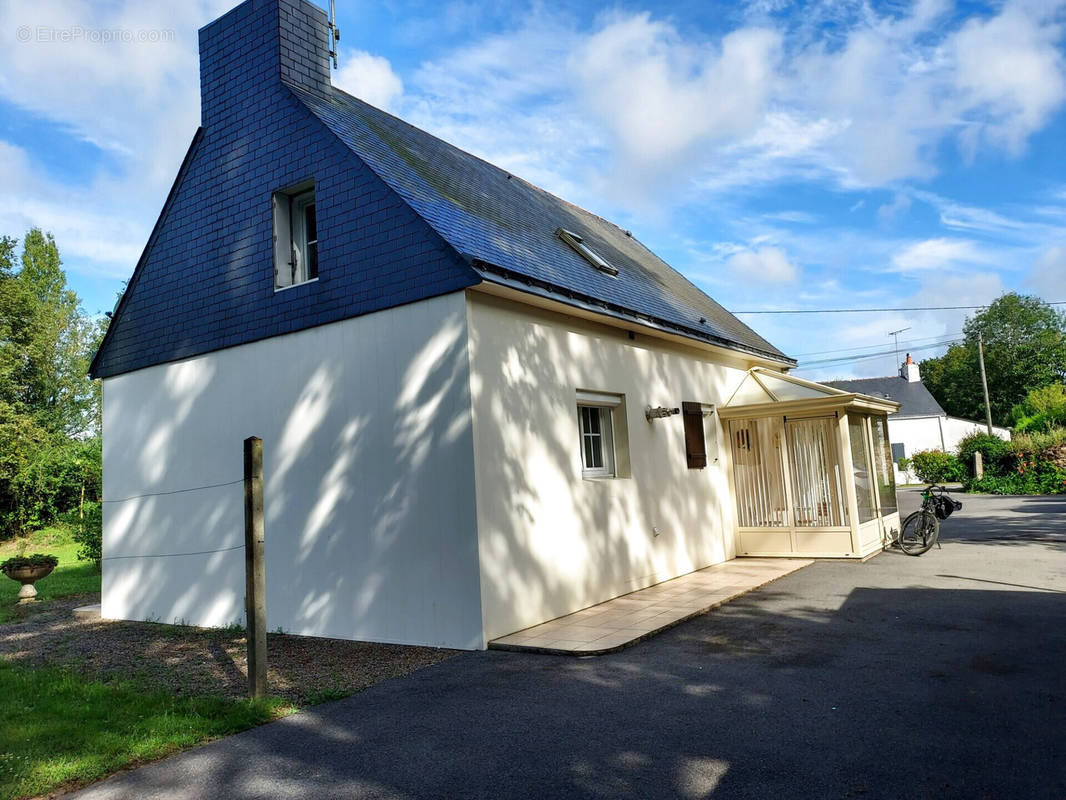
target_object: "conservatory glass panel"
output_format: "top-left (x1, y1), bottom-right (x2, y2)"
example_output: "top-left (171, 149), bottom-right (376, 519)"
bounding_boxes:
top-left (871, 415), bottom-right (898, 515)
top-left (848, 414), bottom-right (877, 524)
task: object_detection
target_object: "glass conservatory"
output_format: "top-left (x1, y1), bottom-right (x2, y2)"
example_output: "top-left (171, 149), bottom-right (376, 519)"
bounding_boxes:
top-left (719, 368), bottom-right (901, 559)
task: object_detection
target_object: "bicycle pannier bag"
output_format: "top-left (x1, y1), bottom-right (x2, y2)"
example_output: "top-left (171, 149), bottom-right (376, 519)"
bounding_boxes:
top-left (934, 495), bottom-right (962, 520)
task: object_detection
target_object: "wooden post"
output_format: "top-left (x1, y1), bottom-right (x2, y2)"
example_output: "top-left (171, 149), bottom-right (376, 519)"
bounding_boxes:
top-left (243, 436), bottom-right (267, 699)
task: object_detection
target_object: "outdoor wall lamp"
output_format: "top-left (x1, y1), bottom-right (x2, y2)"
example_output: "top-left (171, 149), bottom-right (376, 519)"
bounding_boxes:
top-left (645, 406), bottom-right (680, 421)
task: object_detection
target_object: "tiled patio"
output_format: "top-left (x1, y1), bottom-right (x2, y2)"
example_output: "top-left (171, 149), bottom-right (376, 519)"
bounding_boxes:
top-left (489, 557), bottom-right (812, 655)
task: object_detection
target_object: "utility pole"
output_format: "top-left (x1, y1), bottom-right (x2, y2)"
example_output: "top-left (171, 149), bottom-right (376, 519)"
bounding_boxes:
top-left (888, 327), bottom-right (911, 374)
top-left (977, 332), bottom-right (993, 435)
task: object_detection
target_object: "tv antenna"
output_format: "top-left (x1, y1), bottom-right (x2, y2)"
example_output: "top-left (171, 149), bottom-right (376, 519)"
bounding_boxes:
top-left (328, 0), bottom-right (340, 68)
top-left (888, 327), bottom-right (911, 373)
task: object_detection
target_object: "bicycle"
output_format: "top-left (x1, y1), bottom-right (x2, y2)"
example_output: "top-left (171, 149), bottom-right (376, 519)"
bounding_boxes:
top-left (896, 484), bottom-right (962, 556)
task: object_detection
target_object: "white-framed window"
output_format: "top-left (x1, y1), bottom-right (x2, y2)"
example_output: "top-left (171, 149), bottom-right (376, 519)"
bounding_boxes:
top-left (579, 405), bottom-right (615, 477)
top-left (577, 390), bottom-right (624, 478)
top-left (273, 182), bottom-right (319, 289)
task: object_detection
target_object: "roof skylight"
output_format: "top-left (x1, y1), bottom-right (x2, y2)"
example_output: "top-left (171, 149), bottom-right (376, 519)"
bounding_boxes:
top-left (556, 228), bottom-right (618, 276)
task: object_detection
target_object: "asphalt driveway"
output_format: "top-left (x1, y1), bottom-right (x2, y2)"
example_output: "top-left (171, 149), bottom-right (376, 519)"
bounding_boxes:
top-left (75, 490), bottom-right (1066, 800)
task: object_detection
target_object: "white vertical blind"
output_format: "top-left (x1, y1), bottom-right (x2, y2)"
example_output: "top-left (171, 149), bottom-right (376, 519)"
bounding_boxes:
top-left (730, 418), bottom-right (787, 527)
top-left (785, 416), bottom-right (847, 527)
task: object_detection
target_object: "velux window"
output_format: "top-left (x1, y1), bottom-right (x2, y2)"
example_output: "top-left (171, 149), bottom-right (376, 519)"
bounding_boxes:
top-left (556, 228), bottom-right (618, 276)
top-left (273, 181), bottom-right (318, 289)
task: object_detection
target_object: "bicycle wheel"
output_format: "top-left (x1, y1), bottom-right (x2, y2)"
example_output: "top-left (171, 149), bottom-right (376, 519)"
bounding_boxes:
top-left (899, 510), bottom-right (939, 556)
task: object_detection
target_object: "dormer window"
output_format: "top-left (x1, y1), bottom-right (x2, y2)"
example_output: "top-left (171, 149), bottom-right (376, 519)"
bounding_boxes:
top-left (556, 228), bottom-right (618, 276)
top-left (273, 181), bottom-right (319, 289)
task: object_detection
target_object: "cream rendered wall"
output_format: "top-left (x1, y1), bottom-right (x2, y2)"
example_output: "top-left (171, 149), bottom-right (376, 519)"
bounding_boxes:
top-left (101, 292), bottom-right (484, 649)
top-left (466, 291), bottom-right (755, 641)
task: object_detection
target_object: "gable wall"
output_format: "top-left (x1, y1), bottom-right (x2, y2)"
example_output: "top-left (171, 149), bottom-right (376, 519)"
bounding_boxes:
top-left (101, 292), bottom-right (484, 648)
top-left (93, 0), bottom-right (477, 379)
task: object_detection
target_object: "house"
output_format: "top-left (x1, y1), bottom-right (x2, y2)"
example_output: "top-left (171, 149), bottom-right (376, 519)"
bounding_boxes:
top-left (91, 0), bottom-right (901, 650)
top-left (826, 355), bottom-right (1010, 484)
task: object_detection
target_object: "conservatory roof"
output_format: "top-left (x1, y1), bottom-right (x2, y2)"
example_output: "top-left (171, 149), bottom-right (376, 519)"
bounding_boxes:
top-left (719, 368), bottom-right (901, 420)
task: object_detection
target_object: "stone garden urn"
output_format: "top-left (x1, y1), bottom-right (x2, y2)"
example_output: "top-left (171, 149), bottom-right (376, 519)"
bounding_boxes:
top-left (1, 556), bottom-right (58, 603)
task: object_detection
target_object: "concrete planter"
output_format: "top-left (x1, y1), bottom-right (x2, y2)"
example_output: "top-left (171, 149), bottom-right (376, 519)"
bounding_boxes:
top-left (5, 563), bottom-right (56, 602)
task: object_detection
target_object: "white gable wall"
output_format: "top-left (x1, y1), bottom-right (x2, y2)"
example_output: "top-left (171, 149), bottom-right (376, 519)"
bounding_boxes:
top-left (101, 291), bottom-right (484, 649)
top-left (466, 291), bottom-right (752, 641)
top-left (888, 415), bottom-right (1010, 483)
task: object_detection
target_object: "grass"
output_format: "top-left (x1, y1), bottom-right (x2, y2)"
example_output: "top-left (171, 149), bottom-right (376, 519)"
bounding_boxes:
top-left (0, 661), bottom-right (292, 800)
top-left (0, 526), bottom-right (100, 622)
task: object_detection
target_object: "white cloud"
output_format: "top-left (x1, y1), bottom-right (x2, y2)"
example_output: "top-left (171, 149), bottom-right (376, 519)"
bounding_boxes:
top-left (877, 193), bottom-right (912, 224)
top-left (334, 50), bottom-right (404, 111)
top-left (1028, 245), bottom-right (1066, 299)
top-left (951, 4), bottom-right (1066, 156)
top-left (725, 247), bottom-right (798, 283)
top-left (570, 15), bottom-right (780, 171)
top-left (890, 238), bottom-right (983, 272)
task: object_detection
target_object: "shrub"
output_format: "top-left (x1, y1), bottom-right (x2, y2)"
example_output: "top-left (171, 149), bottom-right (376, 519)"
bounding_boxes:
top-left (1012, 384), bottom-right (1066, 433)
top-left (908, 450), bottom-right (965, 484)
top-left (957, 432), bottom-right (1012, 477)
top-left (1011, 428), bottom-right (1066, 454)
top-left (0, 553), bottom-right (58, 575)
top-left (72, 501), bottom-right (102, 569)
top-left (0, 428), bottom-right (100, 540)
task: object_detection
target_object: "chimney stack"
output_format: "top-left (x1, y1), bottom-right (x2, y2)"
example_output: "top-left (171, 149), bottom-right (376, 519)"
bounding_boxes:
top-left (198, 0), bottom-right (332, 129)
top-left (901, 353), bottom-right (921, 383)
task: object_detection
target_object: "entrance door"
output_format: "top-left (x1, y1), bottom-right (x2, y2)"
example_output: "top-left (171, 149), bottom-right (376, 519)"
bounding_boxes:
top-left (785, 416), bottom-right (847, 528)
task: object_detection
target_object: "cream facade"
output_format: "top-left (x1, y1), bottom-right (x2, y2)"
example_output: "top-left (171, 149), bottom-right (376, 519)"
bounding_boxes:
top-left (102, 286), bottom-right (811, 648)
top-left (466, 290), bottom-right (760, 641)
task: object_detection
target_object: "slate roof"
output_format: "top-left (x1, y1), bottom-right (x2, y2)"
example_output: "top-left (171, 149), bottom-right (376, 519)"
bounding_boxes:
top-left (823, 376), bottom-right (946, 418)
top-left (292, 85), bottom-right (792, 365)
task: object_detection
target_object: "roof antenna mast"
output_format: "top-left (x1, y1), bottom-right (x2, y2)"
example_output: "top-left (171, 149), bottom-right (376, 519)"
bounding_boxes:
top-left (888, 326), bottom-right (910, 375)
top-left (328, 0), bottom-right (340, 69)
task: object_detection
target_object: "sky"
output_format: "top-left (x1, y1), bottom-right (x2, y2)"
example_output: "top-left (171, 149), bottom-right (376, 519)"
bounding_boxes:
top-left (0, 0), bottom-right (1064, 380)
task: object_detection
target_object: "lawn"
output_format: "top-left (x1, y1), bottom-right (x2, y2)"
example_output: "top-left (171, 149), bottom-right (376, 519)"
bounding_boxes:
top-left (0, 661), bottom-right (290, 799)
top-left (0, 524), bottom-right (454, 800)
top-left (0, 526), bottom-right (99, 623)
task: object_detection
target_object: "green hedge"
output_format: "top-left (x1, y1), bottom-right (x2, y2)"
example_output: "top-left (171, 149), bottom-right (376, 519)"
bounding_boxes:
top-left (908, 450), bottom-right (966, 484)
top-left (961, 429), bottom-right (1066, 495)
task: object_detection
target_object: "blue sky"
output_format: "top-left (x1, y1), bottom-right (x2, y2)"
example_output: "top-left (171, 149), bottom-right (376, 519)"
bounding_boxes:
top-left (1, 0), bottom-right (1064, 379)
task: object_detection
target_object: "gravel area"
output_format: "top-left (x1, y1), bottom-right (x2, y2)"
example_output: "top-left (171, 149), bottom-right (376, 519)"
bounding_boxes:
top-left (0, 595), bottom-right (457, 705)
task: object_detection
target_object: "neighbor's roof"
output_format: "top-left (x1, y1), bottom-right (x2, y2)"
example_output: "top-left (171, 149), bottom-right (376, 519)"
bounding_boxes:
top-left (292, 86), bottom-right (793, 365)
top-left (823, 376), bottom-right (946, 418)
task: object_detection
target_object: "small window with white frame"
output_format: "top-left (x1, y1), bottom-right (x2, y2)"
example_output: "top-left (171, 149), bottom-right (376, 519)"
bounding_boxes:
top-left (577, 390), bottom-right (624, 478)
top-left (273, 181), bottom-right (319, 290)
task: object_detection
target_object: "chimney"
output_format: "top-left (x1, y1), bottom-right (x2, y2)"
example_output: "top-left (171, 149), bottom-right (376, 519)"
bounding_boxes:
top-left (901, 353), bottom-right (921, 383)
top-left (198, 0), bottom-right (331, 129)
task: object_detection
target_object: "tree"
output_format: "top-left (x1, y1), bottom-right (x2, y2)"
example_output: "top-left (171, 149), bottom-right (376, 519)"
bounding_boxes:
top-left (0, 229), bottom-right (101, 437)
top-left (0, 230), bottom-right (104, 537)
top-left (922, 293), bottom-right (1066, 427)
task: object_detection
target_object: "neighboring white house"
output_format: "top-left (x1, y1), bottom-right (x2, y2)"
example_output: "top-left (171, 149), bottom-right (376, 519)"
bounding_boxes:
top-left (827, 356), bottom-right (1010, 484)
top-left (90, 0), bottom-right (902, 651)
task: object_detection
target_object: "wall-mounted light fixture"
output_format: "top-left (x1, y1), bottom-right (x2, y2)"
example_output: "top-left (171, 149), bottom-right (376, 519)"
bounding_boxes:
top-left (645, 406), bottom-right (680, 421)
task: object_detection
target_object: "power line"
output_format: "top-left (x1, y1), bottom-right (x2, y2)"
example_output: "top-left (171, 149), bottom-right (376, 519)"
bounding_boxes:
top-left (795, 337), bottom-right (963, 369)
top-left (731, 301), bottom-right (1066, 315)
top-left (791, 330), bottom-right (962, 358)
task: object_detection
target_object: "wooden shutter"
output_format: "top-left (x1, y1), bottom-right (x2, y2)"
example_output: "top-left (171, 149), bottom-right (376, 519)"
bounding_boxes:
top-left (682, 401), bottom-right (707, 469)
